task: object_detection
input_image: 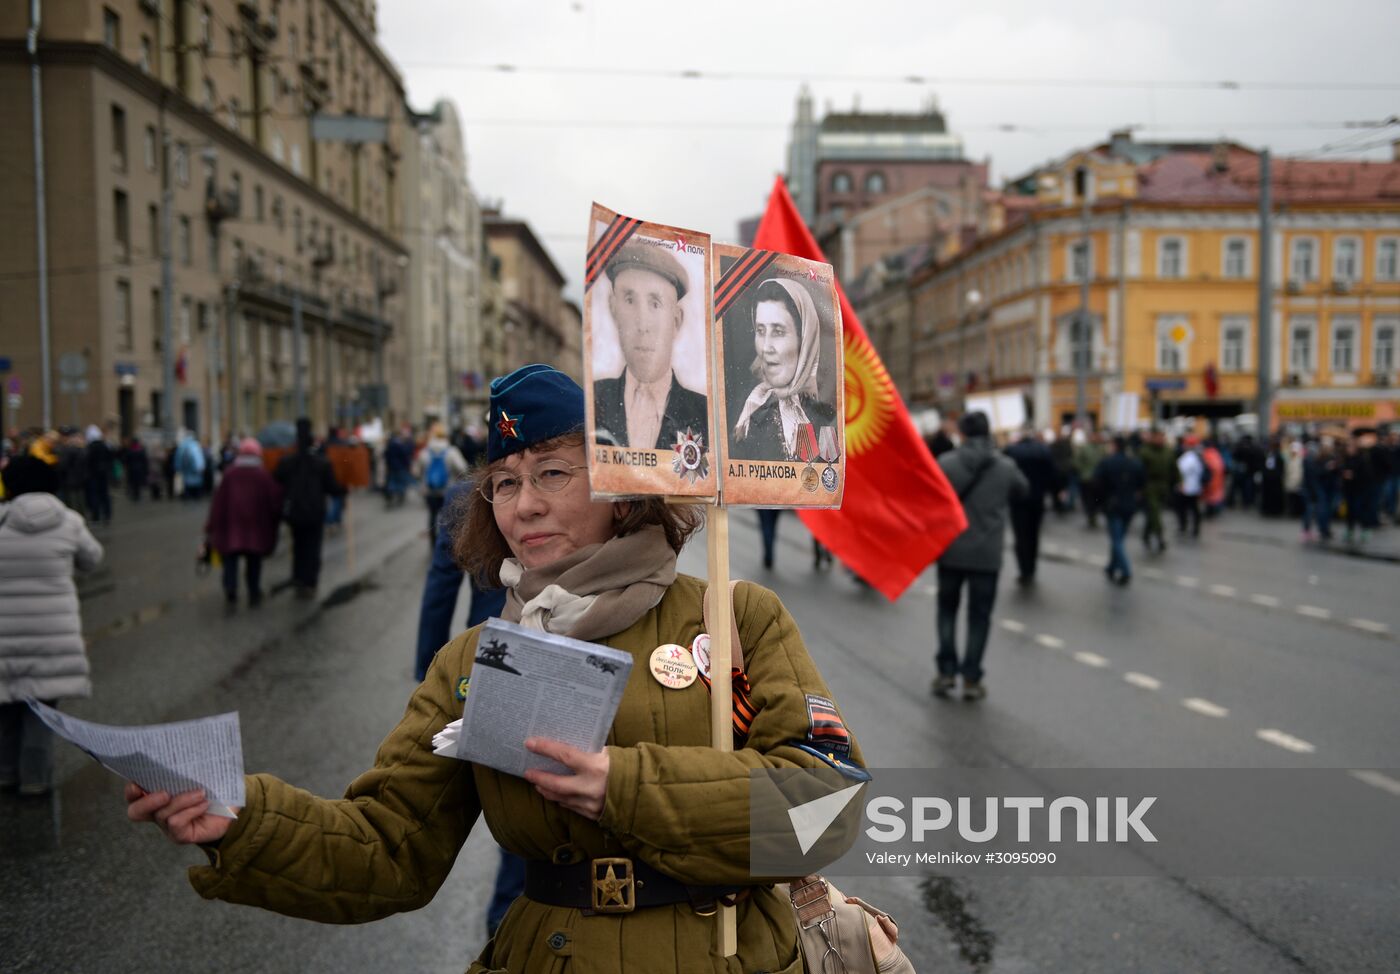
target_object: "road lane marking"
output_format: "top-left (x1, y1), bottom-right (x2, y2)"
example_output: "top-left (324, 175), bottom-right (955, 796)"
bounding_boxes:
top-left (1296, 605), bottom-right (1332, 620)
top-left (1035, 634), bottom-right (1065, 649)
top-left (1000, 619), bottom-right (1027, 633)
top-left (1351, 770), bottom-right (1400, 797)
top-left (1065, 547), bottom-right (1082, 559)
top-left (1176, 575), bottom-right (1199, 588)
top-left (1348, 618), bottom-right (1389, 634)
top-left (1249, 594), bottom-right (1281, 608)
top-left (1073, 651), bottom-right (1109, 668)
top-left (1208, 584), bottom-right (1237, 598)
top-left (1256, 729), bottom-right (1316, 754)
top-left (1124, 672), bottom-right (1162, 690)
top-left (1182, 697), bottom-right (1230, 718)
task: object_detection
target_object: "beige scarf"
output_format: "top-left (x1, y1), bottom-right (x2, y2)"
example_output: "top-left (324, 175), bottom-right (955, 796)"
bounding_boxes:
top-left (498, 524), bottom-right (677, 640)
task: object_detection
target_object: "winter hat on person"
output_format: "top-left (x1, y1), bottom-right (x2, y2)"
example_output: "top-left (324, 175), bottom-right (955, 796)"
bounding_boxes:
top-left (85, 424), bottom-right (103, 444)
top-left (237, 437), bottom-right (262, 457)
top-left (486, 364), bottom-right (584, 462)
top-left (1, 454), bottom-right (61, 497)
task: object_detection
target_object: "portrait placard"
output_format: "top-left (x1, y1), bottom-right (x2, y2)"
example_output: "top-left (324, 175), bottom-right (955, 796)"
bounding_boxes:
top-left (583, 203), bottom-right (715, 498)
top-left (712, 244), bottom-right (845, 508)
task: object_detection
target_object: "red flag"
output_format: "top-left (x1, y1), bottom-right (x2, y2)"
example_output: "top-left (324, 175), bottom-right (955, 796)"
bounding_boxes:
top-left (752, 177), bottom-right (966, 600)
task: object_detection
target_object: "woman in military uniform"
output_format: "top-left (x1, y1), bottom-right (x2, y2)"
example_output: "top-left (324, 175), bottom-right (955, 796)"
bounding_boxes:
top-left (127, 363), bottom-right (866, 974)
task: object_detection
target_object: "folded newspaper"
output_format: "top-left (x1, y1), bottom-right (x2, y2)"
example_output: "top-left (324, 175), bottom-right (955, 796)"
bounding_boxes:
top-left (433, 618), bottom-right (633, 778)
top-left (24, 699), bottom-right (245, 817)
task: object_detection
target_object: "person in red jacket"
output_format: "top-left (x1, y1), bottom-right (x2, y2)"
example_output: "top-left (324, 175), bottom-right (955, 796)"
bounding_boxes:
top-left (205, 438), bottom-right (283, 607)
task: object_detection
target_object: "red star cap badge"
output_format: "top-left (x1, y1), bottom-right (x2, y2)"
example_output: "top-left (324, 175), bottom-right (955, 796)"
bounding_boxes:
top-left (675, 235), bottom-right (687, 252)
top-left (807, 268), bottom-right (820, 281)
top-left (497, 411), bottom-right (521, 440)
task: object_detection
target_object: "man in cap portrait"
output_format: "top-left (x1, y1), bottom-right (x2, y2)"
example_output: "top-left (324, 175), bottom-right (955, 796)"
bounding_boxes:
top-left (593, 241), bottom-right (708, 450)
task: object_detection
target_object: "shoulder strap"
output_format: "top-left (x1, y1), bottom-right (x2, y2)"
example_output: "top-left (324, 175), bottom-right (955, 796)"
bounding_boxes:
top-left (957, 457), bottom-right (994, 502)
top-left (702, 580), bottom-right (744, 668)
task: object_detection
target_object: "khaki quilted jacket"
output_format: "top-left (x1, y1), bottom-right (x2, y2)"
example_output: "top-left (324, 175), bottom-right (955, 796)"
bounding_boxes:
top-left (189, 575), bottom-right (864, 973)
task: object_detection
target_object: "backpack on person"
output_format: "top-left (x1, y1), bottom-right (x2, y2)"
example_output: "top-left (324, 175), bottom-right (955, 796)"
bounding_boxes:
top-left (424, 447), bottom-right (450, 492)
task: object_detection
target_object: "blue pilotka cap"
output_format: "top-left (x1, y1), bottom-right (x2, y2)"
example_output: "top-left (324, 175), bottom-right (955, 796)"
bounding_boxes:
top-left (487, 364), bottom-right (585, 461)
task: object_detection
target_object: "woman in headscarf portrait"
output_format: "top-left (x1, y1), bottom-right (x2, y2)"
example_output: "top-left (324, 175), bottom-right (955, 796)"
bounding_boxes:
top-left (728, 277), bottom-right (837, 461)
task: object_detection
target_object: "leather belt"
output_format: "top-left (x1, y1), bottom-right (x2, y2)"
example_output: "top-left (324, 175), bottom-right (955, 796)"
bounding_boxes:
top-left (524, 857), bottom-right (744, 915)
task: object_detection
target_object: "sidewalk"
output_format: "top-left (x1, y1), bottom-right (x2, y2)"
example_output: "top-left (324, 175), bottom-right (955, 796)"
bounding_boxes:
top-left (54, 487), bottom-right (433, 786)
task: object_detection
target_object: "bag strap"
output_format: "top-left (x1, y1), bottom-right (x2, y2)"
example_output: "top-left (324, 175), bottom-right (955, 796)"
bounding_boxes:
top-left (957, 456), bottom-right (994, 502)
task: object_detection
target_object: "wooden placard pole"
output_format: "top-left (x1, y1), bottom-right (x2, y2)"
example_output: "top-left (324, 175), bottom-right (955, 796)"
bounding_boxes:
top-left (704, 503), bottom-right (737, 956)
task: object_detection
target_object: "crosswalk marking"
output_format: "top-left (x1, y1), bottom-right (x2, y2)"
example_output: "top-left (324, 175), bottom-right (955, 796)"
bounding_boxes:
top-left (1349, 618), bottom-right (1390, 634)
top-left (1296, 605), bottom-right (1332, 620)
top-left (1000, 619), bottom-right (1027, 633)
top-left (1073, 651), bottom-right (1109, 668)
top-left (1123, 672), bottom-right (1162, 690)
top-left (1208, 584), bottom-right (1237, 597)
top-left (1249, 593), bottom-right (1281, 608)
top-left (1176, 575), bottom-right (1199, 588)
top-left (1035, 634), bottom-right (1065, 649)
top-left (1256, 729), bottom-right (1316, 754)
top-left (1182, 697), bottom-right (1230, 718)
top-left (1351, 770), bottom-right (1400, 797)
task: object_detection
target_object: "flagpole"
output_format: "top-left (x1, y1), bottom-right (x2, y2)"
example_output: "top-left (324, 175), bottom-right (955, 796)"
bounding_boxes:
top-left (705, 504), bottom-right (737, 953)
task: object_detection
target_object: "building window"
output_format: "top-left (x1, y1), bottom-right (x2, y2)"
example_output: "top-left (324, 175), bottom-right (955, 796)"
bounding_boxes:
top-left (831, 172), bottom-right (852, 193)
top-left (179, 296), bottom-right (192, 345)
top-left (147, 204), bottom-right (159, 257)
top-left (254, 185), bottom-right (264, 223)
top-left (139, 35), bottom-right (152, 73)
top-left (227, 98), bottom-right (240, 131)
top-left (103, 7), bottom-right (121, 51)
top-left (115, 279), bottom-right (132, 352)
top-left (1290, 237), bottom-right (1318, 282)
top-left (111, 104), bottom-right (127, 172)
top-left (1375, 238), bottom-right (1398, 282)
top-left (143, 125), bottom-right (156, 171)
top-left (1157, 236), bottom-right (1185, 278)
top-left (113, 189), bottom-right (130, 260)
top-left (1288, 317), bottom-right (1316, 373)
top-left (174, 141), bottom-right (189, 186)
top-left (151, 288), bottom-right (162, 352)
top-left (865, 171), bottom-right (886, 194)
top-left (201, 5), bottom-right (212, 49)
top-left (293, 207), bottom-right (303, 252)
top-left (207, 225), bottom-right (220, 273)
top-left (1221, 315), bottom-right (1250, 372)
top-left (1375, 321), bottom-right (1397, 374)
top-left (1155, 315), bottom-right (1189, 372)
top-left (1222, 237), bottom-right (1249, 278)
top-left (290, 144), bottom-right (303, 175)
top-left (232, 238), bottom-right (244, 277)
top-left (271, 131), bottom-right (285, 163)
top-left (1331, 319), bottom-right (1357, 374)
top-left (272, 196), bottom-right (284, 231)
top-left (288, 26), bottom-right (299, 61)
top-left (179, 216), bottom-right (191, 265)
top-left (1333, 237), bottom-right (1360, 282)
top-left (1069, 240), bottom-right (1092, 282)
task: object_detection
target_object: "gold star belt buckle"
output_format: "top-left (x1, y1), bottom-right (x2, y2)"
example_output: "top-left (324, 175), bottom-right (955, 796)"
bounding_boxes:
top-left (591, 857), bottom-right (636, 914)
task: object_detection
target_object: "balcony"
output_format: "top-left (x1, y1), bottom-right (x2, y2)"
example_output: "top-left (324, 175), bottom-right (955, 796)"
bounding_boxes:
top-left (204, 185), bottom-right (241, 224)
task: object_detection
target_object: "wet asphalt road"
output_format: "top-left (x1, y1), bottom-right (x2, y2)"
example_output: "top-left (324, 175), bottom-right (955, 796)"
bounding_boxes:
top-left (1, 498), bottom-right (1397, 973)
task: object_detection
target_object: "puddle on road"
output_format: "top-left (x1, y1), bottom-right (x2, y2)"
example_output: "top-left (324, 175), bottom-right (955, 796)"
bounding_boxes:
top-left (320, 578), bottom-right (378, 609)
top-left (920, 875), bottom-right (996, 971)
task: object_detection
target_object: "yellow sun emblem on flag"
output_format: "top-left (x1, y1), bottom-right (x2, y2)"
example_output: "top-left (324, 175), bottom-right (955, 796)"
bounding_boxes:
top-left (843, 332), bottom-right (896, 457)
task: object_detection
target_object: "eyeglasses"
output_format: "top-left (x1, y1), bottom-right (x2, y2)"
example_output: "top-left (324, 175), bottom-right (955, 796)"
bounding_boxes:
top-left (478, 459), bottom-right (587, 504)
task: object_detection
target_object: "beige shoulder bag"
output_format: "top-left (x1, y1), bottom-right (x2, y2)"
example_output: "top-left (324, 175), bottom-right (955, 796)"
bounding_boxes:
top-left (703, 585), bottom-right (916, 974)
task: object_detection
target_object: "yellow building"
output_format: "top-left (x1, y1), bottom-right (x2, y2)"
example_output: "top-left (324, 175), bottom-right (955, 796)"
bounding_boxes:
top-left (863, 132), bottom-right (1400, 431)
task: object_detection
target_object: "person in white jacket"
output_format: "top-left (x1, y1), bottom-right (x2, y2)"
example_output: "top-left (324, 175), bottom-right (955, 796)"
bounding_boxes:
top-left (0, 454), bottom-right (104, 796)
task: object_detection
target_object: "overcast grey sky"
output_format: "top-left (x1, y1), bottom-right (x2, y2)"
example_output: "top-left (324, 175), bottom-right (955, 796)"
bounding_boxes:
top-left (379, 0), bottom-right (1400, 300)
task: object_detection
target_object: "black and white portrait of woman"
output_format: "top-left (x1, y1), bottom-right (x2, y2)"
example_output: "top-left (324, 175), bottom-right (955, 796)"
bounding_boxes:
top-left (726, 277), bottom-right (838, 462)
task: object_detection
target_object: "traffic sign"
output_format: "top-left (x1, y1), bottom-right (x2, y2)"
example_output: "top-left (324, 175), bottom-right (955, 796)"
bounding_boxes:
top-left (5, 376), bottom-right (19, 395)
top-left (59, 377), bottom-right (89, 394)
top-left (1145, 378), bottom-right (1188, 392)
top-left (0, 356), bottom-right (11, 372)
top-left (58, 352), bottom-right (87, 379)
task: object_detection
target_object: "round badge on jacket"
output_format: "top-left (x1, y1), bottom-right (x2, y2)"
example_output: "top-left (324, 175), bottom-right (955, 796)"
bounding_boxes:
top-left (649, 644), bottom-right (698, 689)
top-left (690, 633), bottom-right (711, 680)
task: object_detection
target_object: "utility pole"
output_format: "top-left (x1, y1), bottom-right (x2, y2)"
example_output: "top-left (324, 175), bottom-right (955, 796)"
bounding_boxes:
top-left (159, 127), bottom-right (175, 441)
top-left (1075, 164), bottom-right (1092, 428)
top-left (28, 0), bottom-right (52, 429)
top-left (1255, 148), bottom-right (1273, 436)
top-left (292, 288), bottom-right (306, 418)
top-left (225, 282), bottom-right (240, 434)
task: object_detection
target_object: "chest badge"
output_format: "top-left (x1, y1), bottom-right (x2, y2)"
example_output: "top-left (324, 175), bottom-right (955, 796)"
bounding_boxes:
top-left (649, 643), bottom-right (698, 689)
top-left (690, 633), bottom-right (711, 680)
